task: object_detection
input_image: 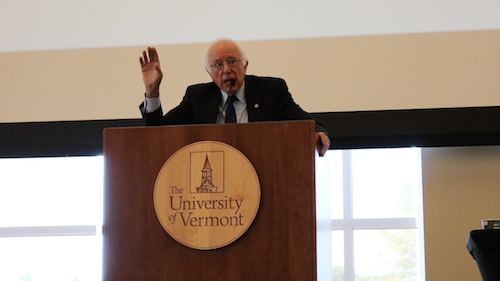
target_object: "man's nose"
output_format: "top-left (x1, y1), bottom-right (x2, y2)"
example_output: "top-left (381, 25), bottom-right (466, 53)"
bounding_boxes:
top-left (222, 63), bottom-right (232, 73)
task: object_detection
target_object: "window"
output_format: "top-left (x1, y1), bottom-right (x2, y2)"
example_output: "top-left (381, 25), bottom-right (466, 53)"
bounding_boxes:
top-left (0, 149), bottom-right (423, 281)
top-left (0, 156), bottom-right (103, 281)
top-left (325, 148), bottom-right (425, 281)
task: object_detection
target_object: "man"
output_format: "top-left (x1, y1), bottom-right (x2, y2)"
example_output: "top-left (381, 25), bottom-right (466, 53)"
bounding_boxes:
top-left (139, 38), bottom-right (330, 156)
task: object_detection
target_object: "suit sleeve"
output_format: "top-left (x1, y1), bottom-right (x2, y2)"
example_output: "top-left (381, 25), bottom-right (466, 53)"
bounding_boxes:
top-left (274, 79), bottom-right (329, 135)
top-left (139, 89), bottom-right (195, 126)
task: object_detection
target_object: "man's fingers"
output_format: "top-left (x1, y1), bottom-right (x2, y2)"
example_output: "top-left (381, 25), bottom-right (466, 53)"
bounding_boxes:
top-left (148, 47), bottom-right (159, 62)
top-left (320, 143), bottom-right (328, 156)
top-left (319, 145), bottom-right (328, 156)
top-left (140, 47), bottom-right (159, 67)
top-left (140, 50), bottom-right (149, 66)
top-left (322, 134), bottom-right (330, 149)
top-left (316, 132), bottom-right (330, 157)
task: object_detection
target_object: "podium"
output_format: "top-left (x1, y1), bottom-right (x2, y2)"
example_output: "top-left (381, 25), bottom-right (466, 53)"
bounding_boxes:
top-left (103, 120), bottom-right (331, 280)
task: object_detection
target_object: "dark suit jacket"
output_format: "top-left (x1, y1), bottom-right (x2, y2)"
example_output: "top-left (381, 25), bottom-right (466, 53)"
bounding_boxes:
top-left (140, 75), bottom-right (327, 133)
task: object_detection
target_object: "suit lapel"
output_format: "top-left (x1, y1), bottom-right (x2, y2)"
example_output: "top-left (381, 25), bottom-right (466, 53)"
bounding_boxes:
top-left (205, 86), bottom-right (222, 123)
top-left (244, 76), bottom-right (263, 122)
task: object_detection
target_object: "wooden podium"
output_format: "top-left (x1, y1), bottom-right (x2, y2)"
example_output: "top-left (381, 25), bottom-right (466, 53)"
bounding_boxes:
top-left (103, 120), bottom-right (331, 280)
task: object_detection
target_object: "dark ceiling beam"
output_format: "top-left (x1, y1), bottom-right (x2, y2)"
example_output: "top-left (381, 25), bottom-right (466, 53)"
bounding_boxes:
top-left (1, 106), bottom-right (500, 157)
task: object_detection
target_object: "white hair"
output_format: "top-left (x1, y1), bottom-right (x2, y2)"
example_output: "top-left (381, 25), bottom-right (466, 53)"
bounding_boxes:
top-left (203, 38), bottom-right (248, 74)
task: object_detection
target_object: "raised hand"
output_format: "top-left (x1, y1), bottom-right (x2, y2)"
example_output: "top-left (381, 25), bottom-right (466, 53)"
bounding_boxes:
top-left (140, 47), bottom-right (163, 98)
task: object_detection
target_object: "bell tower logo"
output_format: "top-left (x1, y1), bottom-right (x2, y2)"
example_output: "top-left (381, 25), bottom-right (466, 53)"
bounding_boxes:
top-left (193, 153), bottom-right (222, 194)
top-left (153, 141), bottom-right (261, 250)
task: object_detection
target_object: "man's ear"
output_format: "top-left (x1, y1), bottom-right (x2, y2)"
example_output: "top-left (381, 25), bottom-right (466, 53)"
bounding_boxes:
top-left (206, 68), bottom-right (213, 77)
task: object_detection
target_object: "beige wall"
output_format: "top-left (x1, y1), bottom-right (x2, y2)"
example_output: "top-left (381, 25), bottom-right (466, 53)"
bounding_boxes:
top-left (422, 145), bottom-right (500, 280)
top-left (1, 29), bottom-right (499, 123)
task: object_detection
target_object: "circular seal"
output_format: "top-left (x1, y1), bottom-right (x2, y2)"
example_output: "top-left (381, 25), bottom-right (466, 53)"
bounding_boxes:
top-left (153, 141), bottom-right (261, 250)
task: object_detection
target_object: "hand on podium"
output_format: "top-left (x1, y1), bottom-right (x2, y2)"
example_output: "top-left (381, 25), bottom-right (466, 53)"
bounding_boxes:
top-left (316, 132), bottom-right (330, 157)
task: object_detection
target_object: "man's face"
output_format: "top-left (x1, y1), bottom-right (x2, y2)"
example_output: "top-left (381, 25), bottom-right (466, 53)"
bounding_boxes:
top-left (207, 41), bottom-right (248, 95)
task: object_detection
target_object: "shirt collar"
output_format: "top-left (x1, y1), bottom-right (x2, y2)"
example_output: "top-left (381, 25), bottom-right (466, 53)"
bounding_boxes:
top-left (221, 81), bottom-right (246, 105)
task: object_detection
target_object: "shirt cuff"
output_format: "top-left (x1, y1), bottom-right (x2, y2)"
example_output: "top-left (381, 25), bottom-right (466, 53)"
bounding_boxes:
top-left (144, 96), bottom-right (161, 113)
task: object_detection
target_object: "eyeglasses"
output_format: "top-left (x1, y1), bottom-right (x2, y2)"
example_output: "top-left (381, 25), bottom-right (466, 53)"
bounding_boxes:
top-left (210, 59), bottom-right (243, 71)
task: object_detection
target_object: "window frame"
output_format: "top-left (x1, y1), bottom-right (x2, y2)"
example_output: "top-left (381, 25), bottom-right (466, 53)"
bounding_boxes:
top-left (330, 149), bottom-right (426, 281)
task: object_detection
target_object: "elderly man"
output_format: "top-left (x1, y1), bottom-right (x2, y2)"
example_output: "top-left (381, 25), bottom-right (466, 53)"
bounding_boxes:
top-left (139, 38), bottom-right (330, 156)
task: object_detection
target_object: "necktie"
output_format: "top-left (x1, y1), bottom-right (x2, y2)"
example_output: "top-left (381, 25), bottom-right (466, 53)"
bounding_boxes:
top-left (225, 95), bottom-right (237, 123)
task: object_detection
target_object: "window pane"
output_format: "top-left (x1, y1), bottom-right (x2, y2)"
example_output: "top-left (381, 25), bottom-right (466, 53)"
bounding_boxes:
top-left (354, 229), bottom-right (418, 281)
top-left (0, 156), bottom-right (103, 227)
top-left (325, 150), bottom-right (343, 219)
top-left (0, 235), bottom-right (102, 281)
top-left (332, 230), bottom-right (344, 281)
top-left (352, 148), bottom-right (421, 219)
